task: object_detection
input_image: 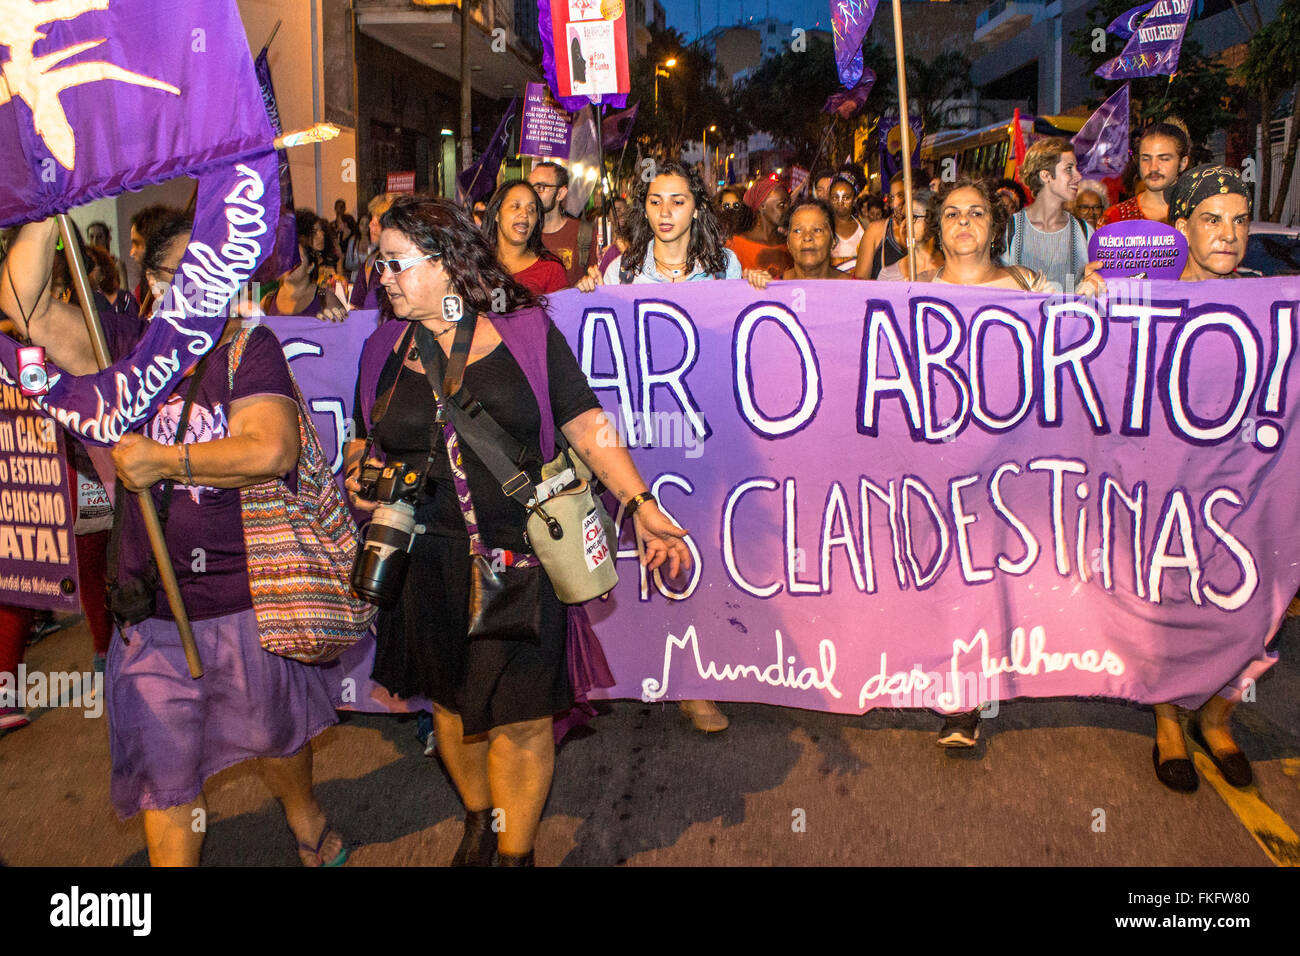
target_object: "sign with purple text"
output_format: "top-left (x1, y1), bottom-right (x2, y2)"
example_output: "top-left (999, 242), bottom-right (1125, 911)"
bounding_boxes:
top-left (547, 278), bottom-right (1299, 714)
top-left (0, 382), bottom-right (79, 612)
top-left (1090, 221), bottom-right (1188, 280)
top-left (520, 83), bottom-right (573, 160)
top-left (0, 0), bottom-right (280, 447)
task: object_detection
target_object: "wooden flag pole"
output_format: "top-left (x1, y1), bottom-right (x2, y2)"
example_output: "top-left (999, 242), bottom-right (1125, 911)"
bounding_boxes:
top-left (889, 0), bottom-right (917, 278)
top-left (55, 215), bottom-right (204, 679)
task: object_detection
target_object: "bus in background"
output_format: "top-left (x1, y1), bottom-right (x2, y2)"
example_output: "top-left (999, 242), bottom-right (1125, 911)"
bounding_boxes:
top-left (921, 115), bottom-right (1087, 181)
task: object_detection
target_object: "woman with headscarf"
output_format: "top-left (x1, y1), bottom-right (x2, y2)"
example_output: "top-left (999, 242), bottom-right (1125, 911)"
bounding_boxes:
top-left (1150, 165), bottom-right (1266, 793)
top-left (726, 175), bottom-right (794, 279)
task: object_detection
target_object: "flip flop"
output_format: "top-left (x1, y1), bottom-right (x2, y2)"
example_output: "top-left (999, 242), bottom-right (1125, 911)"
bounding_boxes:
top-left (298, 826), bottom-right (348, 867)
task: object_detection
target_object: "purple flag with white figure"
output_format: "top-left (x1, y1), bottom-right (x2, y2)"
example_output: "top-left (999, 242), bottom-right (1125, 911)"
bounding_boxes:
top-left (1073, 84), bottom-right (1130, 179)
top-left (831, 0), bottom-right (879, 88)
top-left (823, 72), bottom-right (876, 119)
top-left (1097, 0), bottom-right (1193, 80)
top-left (0, 0), bottom-right (280, 446)
top-left (1108, 1), bottom-right (1157, 39)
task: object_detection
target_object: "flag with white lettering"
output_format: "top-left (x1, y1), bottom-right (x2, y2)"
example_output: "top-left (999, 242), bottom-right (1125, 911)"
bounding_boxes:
top-left (0, 0), bottom-right (280, 446)
top-left (1097, 0), bottom-right (1193, 80)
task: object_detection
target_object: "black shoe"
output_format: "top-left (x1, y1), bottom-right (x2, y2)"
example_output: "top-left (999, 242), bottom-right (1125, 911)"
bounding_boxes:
top-left (1152, 743), bottom-right (1198, 793)
top-left (496, 850), bottom-right (535, 867)
top-left (450, 809), bottom-right (496, 867)
top-left (937, 709), bottom-right (981, 748)
top-left (1189, 721), bottom-right (1252, 788)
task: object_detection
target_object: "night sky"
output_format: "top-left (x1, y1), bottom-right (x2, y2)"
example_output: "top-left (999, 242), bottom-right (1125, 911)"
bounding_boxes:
top-left (658, 0), bottom-right (835, 38)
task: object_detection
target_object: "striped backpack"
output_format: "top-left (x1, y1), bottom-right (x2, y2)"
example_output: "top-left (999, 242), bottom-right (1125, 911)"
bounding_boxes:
top-left (229, 327), bottom-right (375, 663)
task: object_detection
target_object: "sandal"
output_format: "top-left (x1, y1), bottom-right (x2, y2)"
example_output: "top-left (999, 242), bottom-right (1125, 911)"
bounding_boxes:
top-left (298, 825), bottom-right (348, 867)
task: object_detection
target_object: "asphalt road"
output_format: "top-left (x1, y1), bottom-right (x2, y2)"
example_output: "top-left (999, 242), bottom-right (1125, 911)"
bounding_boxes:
top-left (2, 616), bottom-right (1298, 868)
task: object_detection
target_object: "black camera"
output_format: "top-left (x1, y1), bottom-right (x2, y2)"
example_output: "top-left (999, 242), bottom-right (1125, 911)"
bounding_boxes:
top-left (350, 461), bottom-right (427, 608)
top-left (107, 569), bottom-right (158, 629)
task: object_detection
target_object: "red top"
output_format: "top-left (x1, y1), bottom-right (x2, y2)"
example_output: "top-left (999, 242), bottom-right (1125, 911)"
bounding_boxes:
top-left (513, 256), bottom-right (568, 295)
top-left (1102, 196), bottom-right (1150, 225)
top-left (727, 233), bottom-right (794, 279)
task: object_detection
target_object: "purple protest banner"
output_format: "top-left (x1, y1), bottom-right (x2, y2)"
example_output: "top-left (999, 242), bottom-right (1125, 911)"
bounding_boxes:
top-left (1108, 1), bottom-right (1158, 39)
top-left (1090, 220), bottom-right (1187, 279)
top-left (1097, 0), bottom-right (1193, 80)
top-left (879, 114), bottom-right (923, 183)
top-left (520, 82), bottom-right (572, 160)
top-left (1073, 84), bottom-right (1130, 180)
top-left (0, 0), bottom-right (280, 447)
top-left (544, 277), bottom-right (1299, 713)
top-left (0, 381), bottom-right (79, 612)
top-left (831, 0), bottom-right (879, 88)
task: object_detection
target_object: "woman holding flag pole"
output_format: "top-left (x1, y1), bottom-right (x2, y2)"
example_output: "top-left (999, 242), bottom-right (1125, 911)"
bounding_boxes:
top-left (0, 217), bottom-right (346, 867)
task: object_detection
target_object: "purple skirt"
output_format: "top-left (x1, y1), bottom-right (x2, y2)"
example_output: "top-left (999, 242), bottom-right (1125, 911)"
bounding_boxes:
top-left (107, 608), bottom-right (338, 819)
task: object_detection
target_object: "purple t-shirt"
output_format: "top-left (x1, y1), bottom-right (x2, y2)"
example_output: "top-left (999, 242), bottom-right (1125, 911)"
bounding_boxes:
top-left (104, 314), bottom-right (296, 620)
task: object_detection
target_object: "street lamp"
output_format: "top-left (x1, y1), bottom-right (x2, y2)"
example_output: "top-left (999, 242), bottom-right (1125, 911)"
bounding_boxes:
top-left (654, 58), bottom-right (676, 117)
top-left (702, 124), bottom-right (716, 183)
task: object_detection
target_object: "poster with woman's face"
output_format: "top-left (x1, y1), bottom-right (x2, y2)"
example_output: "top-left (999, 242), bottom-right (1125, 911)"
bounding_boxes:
top-left (565, 20), bottom-right (618, 96)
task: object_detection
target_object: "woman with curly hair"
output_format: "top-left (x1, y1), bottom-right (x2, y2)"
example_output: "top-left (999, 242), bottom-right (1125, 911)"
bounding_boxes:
top-left (481, 180), bottom-right (568, 294)
top-left (347, 195), bottom-right (691, 863)
top-left (921, 176), bottom-right (1054, 292)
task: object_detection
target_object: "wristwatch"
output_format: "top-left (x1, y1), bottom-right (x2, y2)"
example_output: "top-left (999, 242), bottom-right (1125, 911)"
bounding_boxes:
top-left (625, 491), bottom-right (656, 517)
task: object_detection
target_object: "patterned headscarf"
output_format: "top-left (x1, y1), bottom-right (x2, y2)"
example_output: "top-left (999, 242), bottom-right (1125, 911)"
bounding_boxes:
top-left (1165, 164), bottom-right (1252, 225)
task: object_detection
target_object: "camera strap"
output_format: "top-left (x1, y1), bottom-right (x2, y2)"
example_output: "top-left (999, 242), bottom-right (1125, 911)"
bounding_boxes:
top-left (415, 313), bottom-right (552, 514)
top-left (106, 349), bottom-right (214, 594)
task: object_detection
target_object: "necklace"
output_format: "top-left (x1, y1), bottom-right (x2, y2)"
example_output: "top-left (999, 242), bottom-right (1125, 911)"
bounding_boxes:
top-left (407, 323), bottom-right (456, 360)
top-left (654, 255), bottom-right (689, 277)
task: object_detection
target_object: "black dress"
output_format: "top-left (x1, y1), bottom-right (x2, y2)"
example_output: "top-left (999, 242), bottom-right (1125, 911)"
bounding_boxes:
top-left (354, 324), bottom-right (601, 735)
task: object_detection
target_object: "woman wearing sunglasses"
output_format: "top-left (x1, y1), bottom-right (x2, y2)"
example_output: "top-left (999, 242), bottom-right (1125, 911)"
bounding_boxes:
top-left (346, 196), bottom-right (691, 865)
top-left (480, 180), bottom-right (568, 295)
top-left (713, 185), bottom-right (752, 242)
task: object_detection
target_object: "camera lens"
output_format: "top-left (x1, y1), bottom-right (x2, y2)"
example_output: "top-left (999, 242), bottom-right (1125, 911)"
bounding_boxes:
top-left (351, 501), bottom-right (418, 607)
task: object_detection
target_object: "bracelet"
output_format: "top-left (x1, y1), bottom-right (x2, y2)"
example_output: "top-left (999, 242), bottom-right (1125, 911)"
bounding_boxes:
top-left (180, 444), bottom-right (194, 485)
top-left (625, 491), bottom-right (656, 517)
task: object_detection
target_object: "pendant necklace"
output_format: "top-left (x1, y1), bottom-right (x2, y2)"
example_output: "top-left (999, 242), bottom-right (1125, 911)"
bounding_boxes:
top-left (408, 323), bottom-right (456, 360)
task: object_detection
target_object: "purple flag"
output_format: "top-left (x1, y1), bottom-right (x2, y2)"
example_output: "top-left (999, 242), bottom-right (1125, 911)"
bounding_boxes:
top-left (1108, 1), bottom-right (1158, 39)
top-left (602, 102), bottom-right (639, 152)
top-left (0, 0), bottom-right (275, 227)
top-left (0, 0), bottom-right (281, 446)
top-left (252, 46), bottom-right (300, 282)
top-left (823, 72), bottom-right (877, 119)
top-left (1097, 0), bottom-right (1193, 80)
top-left (831, 0), bottom-right (879, 88)
top-left (457, 98), bottom-right (517, 206)
top-left (1073, 84), bottom-right (1130, 179)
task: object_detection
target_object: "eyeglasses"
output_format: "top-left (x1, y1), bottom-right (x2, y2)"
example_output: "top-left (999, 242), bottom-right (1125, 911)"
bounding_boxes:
top-left (721, 202), bottom-right (742, 210)
top-left (532, 183), bottom-right (559, 193)
top-left (1075, 204), bottom-right (1103, 213)
top-left (374, 253), bottom-right (438, 275)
